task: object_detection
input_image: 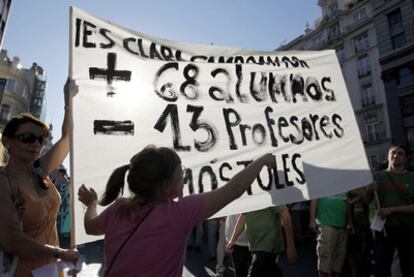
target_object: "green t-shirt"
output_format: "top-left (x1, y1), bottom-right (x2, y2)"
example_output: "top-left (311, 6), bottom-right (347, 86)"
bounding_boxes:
top-left (316, 193), bottom-right (348, 229)
top-left (244, 205), bottom-right (286, 254)
top-left (372, 171), bottom-right (414, 226)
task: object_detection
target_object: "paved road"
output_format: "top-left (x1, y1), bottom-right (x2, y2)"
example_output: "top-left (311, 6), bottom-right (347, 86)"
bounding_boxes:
top-left (62, 236), bottom-right (318, 277)
top-left (184, 238), bottom-right (318, 277)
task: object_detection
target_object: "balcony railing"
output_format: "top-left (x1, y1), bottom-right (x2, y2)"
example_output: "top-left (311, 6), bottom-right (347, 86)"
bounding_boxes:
top-left (358, 70), bottom-right (371, 78)
top-left (361, 98), bottom-right (376, 107)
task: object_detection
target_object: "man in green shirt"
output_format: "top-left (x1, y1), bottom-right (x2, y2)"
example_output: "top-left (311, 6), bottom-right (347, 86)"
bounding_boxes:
top-left (365, 144), bottom-right (414, 277)
top-left (225, 206), bottom-right (297, 277)
top-left (309, 193), bottom-right (349, 277)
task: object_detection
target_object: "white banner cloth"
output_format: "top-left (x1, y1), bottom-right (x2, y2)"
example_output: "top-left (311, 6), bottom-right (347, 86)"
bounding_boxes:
top-left (70, 6), bottom-right (372, 244)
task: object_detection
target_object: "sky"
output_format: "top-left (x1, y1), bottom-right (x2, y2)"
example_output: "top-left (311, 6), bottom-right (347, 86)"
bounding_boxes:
top-left (2, 0), bottom-right (321, 144)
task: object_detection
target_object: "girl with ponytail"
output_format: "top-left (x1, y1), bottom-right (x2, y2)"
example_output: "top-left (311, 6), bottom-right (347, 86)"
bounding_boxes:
top-left (78, 145), bottom-right (275, 277)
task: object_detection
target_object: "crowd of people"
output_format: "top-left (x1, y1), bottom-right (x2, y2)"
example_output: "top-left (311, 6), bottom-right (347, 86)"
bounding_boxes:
top-left (0, 78), bottom-right (413, 277)
top-left (216, 144), bottom-right (412, 277)
top-left (184, 143), bottom-right (413, 277)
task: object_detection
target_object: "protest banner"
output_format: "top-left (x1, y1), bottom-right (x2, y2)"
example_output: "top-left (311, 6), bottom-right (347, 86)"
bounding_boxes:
top-left (70, 6), bottom-right (372, 244)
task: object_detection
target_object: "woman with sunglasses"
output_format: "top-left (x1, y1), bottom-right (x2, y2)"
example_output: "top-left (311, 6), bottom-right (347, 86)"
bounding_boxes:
top-left (78, 145), bottom-right (276, 277)
top-left (0, 78), bottom-right (79, 276)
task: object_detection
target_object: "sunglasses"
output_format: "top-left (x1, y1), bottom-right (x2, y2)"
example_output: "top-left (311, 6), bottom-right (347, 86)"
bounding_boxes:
top-left (13, 132), bottom-right (46, 145)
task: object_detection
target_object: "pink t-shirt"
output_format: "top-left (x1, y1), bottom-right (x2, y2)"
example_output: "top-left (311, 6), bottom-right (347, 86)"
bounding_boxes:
top-left (97, 194), bottom-right (205, 277)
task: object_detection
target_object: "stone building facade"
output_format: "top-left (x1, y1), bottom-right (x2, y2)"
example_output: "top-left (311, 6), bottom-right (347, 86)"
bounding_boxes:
top-left (373, 0), bottom-right (414, 165)
top-left (0, 49), bottom-right (47, 130)
top-left (278, 0), bottom-right (393, 169)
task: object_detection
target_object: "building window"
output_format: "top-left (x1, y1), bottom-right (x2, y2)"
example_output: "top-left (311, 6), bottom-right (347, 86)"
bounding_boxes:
top-left (368, 154), bottom-right (380, 170)
top-left (387, 9), bottom-right (405, 50)
top-left (0, 77), bottom-right (6, 99)
top-left (328, 2), bottom-right (338, 17)
top-left (365, 116), bottom-right (383, 143)
top-left (352, 8), bottom-right (367, 23)
top-left (36, 81), bottom-right (46, 90)
top-left (388, 9), bottom-right (403, 30)
top-left (336, 45), bottom-right (345, 62)
top-left (398, 67), bottom-right (414, 86)
top-left (358, 55), bottom-right (370, 77)
top-left (407, 127), bottom-right (414, 153)
top-left (22, 87), bottom-right (28, 99)
top-left (366, 123), bottom-right (377, 142)
top-left (0, 103), bottom-right (10, 123)
top-left (401, 95), bottom-right (414, 116)
top-left (6, 79), bottom-right (15, 92)
top-left (33, 98), bottom-right (43, 106)
top-left (354, 32), bottom-right (369, 53)
top-left (0, 21), bottom-right (5, 38)
top-left (391, 32), bottom-right (407, 49)
top-left (361, 84), bottom-right (375, 106)
top-left (310, 34), bottom-right (324, 48)
top-left (328, 23), bottom-right (341, 39)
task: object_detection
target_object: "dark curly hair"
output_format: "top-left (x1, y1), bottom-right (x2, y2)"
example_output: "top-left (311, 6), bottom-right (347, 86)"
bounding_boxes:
top-left (2, 113), bottom-right (49, 139)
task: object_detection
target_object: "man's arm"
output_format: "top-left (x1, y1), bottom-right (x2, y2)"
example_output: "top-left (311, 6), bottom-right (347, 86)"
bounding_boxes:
top-left (349, 188), bottom-right (365, 204)
top-left (225, 214), bottom-right (246, 253)
top-left (363, 182), bottom-right (377, 205)
top-left (346, 194), bottom-right (354, 233)
top-left (281, 208), bottom-right (297, 264)
top-left (309, 199), bottom-right (318, 231)
top-left (380, 204), bottom-right (414, 217)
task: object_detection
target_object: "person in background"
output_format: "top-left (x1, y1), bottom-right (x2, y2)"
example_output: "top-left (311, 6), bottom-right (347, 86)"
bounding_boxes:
top-left (0, 78), bottom-right (79, 276)
top-left (225, 214), bottom-right (252, 277)
top-left (207, 218), bottom-right (219, 260)
top-left (226, 206), bottom-right (297, 277)
top-left (78, 146), bottom-right (276, 277)
top-left (187, 223), bottom-right (203, 251)
top-left (365, 144), bottom-right (414, 277)
top-left (289, 201), bottom-right (309, 244)
top-left (309, 193), bottom-right (351, 277)
top-left (214, 217), bottom-right (227, 277)
top-left (344, 187), bottom-right (372, 277)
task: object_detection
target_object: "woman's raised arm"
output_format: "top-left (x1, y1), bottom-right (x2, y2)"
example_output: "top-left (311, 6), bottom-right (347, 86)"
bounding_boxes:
top-left (40, 78), bottom-right (78, 174)
top-left (202, 153), bottom-right (276, 219)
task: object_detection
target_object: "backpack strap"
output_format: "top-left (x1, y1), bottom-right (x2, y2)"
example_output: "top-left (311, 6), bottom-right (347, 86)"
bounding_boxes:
top-left (105, 206), bottom-right (153, 276)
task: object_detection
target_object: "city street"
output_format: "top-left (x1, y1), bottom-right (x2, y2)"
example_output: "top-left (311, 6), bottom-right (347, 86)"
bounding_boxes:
top-left (62, 236), bottom-right (318, 277)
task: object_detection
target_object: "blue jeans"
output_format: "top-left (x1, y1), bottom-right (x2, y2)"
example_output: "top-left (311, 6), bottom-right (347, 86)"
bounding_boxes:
top-left (207, 219), bottom-right (218, 257)
top-left (187, 223), bottom-right (203, 247)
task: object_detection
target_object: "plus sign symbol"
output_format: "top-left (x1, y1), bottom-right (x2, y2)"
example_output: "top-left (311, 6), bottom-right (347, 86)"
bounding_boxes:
top-left (89, 52), bottom-right (132, 97)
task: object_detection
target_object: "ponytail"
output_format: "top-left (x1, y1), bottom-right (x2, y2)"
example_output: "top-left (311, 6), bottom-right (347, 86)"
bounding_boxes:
top-left (99, 164), bottom-right (129, 206)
